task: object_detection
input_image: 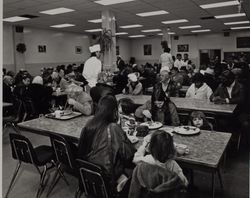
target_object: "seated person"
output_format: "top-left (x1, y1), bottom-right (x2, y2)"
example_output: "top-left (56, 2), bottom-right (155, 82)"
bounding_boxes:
top-left (13, 74), bottom-right (31, 100)
top-left (186, 73), bottom-right (213, 101)
top-left (189, 111), bottom-right (213, 131)
top-left (135, 96), bottom-right (180, 126)
top-left (78, 95), bottom-right (136, 197)
top-left (90, 72), bottom-right (115, 113)
top-left (66, 84), bottom-right (93, 115)
top-left (171, 67), bottom-right (183, 89)
top-left (129, 130), bottom-right (188, 198)
top-left (3, 75), bottom-right (14, 103)
top-left (28, 76), bottom-right (53, 115)
top-left (123, 73), bottom-right (143, 95)
top-left (210, 70), bottom-right (244, 105)
top-left (156, 68), bottom-right (180, 97)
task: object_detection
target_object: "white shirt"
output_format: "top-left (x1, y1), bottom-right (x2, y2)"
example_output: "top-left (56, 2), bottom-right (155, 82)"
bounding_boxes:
top-left (186, 83), bottom-right (213, 101)
top-left (174, 59), bottom-right (185, 70)
top-left (159, 52), bottom-right (173, 70)
top-left (82, 56), bottom-right (102, 87)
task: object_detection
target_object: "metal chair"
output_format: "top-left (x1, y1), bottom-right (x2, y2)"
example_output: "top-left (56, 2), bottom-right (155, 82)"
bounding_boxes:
top-left (75, 159), bottom-right (109, 198)
top-left (6, 133), bottom-right (55, 198)
top-left (46, 134), bottom-right (77, 197)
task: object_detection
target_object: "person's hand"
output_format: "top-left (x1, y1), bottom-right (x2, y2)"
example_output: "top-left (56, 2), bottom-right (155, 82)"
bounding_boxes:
top-left (142, 110), bottom-right (152, 119)
top-left (213, 96), bottom-right (226, 104)
top-left (68, 98), bottom-right (76, 105)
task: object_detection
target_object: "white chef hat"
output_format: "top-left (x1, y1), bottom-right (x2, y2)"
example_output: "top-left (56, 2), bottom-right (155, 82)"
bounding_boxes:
top-left (128, 73), bottom-right (138, 82)
top-left (89, 44), bottom-right (101, 53)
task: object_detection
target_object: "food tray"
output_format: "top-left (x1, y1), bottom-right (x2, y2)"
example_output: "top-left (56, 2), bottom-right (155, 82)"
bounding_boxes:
top-left (45, 111), bottom-right (82, 120)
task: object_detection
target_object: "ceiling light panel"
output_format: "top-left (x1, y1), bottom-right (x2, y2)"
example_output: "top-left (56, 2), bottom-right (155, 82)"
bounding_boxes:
top-left (120, 24), bottom-right (143, 29)
top-left (115, 32), bottom-right (128, 35)
top-left (162, 19), bottom-right (188, 24)
top-left (179, 25), bottom-right (201, 29)
top-left (215, 13), bottom-right (246, 19)
top-left (224, 21), bottom-right (250, 25)
top-left (191, 29), bottom-right (211, 33)
top-left (129, 35), bottom-right (145, 38)
top-left (40, 8), bottom-right (75, 15)
top-left (88, 19), bottom-right (102, 23)
top-left (50, 24), bottom-right (75, 28)
top-left (200, 1), bottom-right (239, 9)
top-left (231, 26), bottom-right (250, 30)
top-left (136, 10), bottom-right (168, 17)
top-left (94, 0), bottom-right (135, 5)
top-left (141, 29), bottom-right (161, 32)
top-left (3, 16), bottom-right (30, 22)
top-left (85, 28), bottom-right (103, 32)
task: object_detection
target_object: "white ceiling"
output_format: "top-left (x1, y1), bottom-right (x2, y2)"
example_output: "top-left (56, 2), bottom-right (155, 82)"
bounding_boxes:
top-left (3, 0), bottom-right (250, 38)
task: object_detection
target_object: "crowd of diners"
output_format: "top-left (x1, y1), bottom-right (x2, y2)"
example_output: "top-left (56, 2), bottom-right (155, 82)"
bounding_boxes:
top-left (3, 44), bottom-right (250, 197)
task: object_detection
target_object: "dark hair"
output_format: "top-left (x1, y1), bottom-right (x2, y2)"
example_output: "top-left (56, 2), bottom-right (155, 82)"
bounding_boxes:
top-left (221, 70), bottom-right (235, 80)
top-left (192, 73), bottom-right (204, 83)
top-left (149, 130), bottom-right (175, 163)
top-left (164, 47), bottom-right (170, 53)
top-left (119, 98), bottom-right (137, 115)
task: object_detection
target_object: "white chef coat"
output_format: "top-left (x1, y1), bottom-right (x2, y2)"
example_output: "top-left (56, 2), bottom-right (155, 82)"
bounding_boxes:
top-left (82, 56), bottom-right (102, 88)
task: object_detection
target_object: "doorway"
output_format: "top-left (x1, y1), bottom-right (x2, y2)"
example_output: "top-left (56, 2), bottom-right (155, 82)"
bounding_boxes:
top-left (199, 49), bottom-right (221, 68)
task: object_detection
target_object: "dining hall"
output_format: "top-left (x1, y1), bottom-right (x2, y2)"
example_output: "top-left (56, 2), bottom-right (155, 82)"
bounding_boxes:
top-left (2, 0), bottom-right (250, 197)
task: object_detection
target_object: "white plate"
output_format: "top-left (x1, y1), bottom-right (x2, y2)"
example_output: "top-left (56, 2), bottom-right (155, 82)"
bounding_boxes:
top-left (127, 135), bottom-right (139, 144)
top-left (173, 126), bottom-right (200, 135)
top-left (140, 121), bottom-right (163, 130)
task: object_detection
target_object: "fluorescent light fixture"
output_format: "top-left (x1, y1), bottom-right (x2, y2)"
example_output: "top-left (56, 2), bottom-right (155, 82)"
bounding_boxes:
top-left (231, 26), bottom-right (250, 30)
top-left (179, 25), bottom-right (201, 29)
top-left (50, 24), bottom-right (75, 28)
top-left (115, 32), bottom-right (128, 35)
top-left (136, 10), bottom-right (168, 17)
top-left (191, 29), bottom-right (211, 33)
top-left (95, 0), bottom-right (135, 5)
top-left (120, 24), bottom-right (143, 29)
top-left (88, 19), bottom-right (102, 23)
top-left (224, 21), bottom-right (250, 25)
top-left (129, 35), bottom-right (145, 38)
top-left (40, 7), bottom-right (75, 15)
top-left (162, 19), bottom-right (188, 24)
top-left (158, 32), bottom-right (175, 35)
top-left (3, 16), bottom-right (30, 22)
top-left (85, 28), bottom-right (103, 32)
top-left (200, 1), bottom-right (239, 9)
top-left (215, 13), bottom-right (246, 19)
top-left (141, 29), bottom-right (161, 33)
top-left (158, 33), bottom-right (163, 35)
top-left (168, 32), bottom-right (176, 35)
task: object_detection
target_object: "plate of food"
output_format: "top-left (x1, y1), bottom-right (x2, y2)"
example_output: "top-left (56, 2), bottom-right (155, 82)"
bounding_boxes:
top-left (173, 126), bottom-right (200, 135)
top-left (62, 109), bottom-right (73, 116)
top-left (140, 121), bottom-right (163, 130)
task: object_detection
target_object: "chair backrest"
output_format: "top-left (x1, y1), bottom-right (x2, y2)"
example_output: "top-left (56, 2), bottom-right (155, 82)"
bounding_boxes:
top-left (77, 159), bottom-right (109, 198)
top-left (9, 133), bottom-right (38, 164)
top-left (50, 134), bottom-right (75, 169)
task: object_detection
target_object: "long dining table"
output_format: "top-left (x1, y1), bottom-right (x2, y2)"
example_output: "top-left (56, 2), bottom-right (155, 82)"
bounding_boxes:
top-left (116, 94), bottom-right (237, 115)
top-left (18, 115), bottom-right (231, 198)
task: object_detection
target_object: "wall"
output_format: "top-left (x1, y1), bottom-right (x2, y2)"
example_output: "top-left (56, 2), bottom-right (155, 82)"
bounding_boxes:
top-left (3, 24), bottom-right (91, 75)
top-left (130, 31), bottom-right (250, 66)
top-left (3, 24), bottom-right (15, 71)
top-left (116, 38), bottom-right (131, 63)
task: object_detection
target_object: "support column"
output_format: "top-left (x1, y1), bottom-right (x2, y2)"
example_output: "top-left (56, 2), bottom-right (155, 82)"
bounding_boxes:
top-left (162, 28), bottom-right (172, 49)
top-left (101, 10), bottom-right (116, 72)
top-left (13, 26), bottom-right (26, 72)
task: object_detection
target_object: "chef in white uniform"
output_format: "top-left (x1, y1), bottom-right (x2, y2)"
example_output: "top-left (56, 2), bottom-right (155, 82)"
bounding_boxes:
top-left (82, 44), bottom-right (102, 92)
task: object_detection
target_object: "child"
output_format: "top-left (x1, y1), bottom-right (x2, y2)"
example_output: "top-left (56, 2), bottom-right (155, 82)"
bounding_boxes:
top-left (133, 130), bottom-right (188, 186)
top-left (122, 73), bottom-right (143, 95)
top-left (189, 111), bottom-right (213, 131)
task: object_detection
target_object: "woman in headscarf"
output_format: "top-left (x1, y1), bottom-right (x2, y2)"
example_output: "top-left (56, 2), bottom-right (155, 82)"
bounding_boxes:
top-left (65, 84), bottom-right (93, 115)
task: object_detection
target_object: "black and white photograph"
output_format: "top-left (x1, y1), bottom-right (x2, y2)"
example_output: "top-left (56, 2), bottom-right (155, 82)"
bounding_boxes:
top-left (2, 0), bottom-right (250, 198)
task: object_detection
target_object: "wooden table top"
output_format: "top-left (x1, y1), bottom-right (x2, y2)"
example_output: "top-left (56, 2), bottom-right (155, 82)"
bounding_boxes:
top-left (18, 116), bottom-right (231, 169)
top-left (116, 94), bottom-right (237, 114)
top-left (3, 102), bottom-right (13, 107)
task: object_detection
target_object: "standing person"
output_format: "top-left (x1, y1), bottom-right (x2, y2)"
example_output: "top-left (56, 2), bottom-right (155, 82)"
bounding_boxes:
top-left (183, 53), bottom-right (189, 67)
top-left (117, 55), bottom-right (125, 71)
top-left (159, 47), bottom-right (174, 71)
top-left (82, 44), bottom-right (102, 92)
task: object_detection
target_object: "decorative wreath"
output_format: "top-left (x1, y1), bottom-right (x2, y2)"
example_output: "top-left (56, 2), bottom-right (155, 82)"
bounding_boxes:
top-left (16, 43), bottom-right (26, 53)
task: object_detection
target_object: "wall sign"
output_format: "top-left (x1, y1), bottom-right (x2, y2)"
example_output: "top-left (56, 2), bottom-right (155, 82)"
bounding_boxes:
top-left (75, 46), bottom-right (82, 54)
top-left (38, 45), bottom-right (46, 53)
top-left (177, 44), bottom-right (189, 52)
top-left (144, 44), bottom-right (152, 55)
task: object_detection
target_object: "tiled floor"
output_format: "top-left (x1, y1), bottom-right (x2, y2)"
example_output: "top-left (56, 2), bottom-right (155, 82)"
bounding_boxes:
top-left (2, 126), bottom-right (249, 198)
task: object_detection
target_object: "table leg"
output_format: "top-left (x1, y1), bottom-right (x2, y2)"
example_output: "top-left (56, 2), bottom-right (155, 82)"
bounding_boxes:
top-left (211, 173), bottom-right (215, 198)
top-left (217, 169), bottom-right (224, 190)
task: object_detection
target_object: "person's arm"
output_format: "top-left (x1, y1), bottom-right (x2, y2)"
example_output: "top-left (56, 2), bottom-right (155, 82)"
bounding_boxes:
top-left (169, 160), bottom-right (188, 186)
top-left (73, 100), bottom-right (92, 115)
top-left (168, 102), bottom-right (180, 126)
top-left (132, 83), bottom-right (143, 95)
top-left (210, 85), bottom-right (221, 102)
top-left (229, 84), bottom-right (245, 104)
top-left (134, 100), bottom-right (151, 119)
top-left (207, 86), bottom-right (213, 101)
top-left (185, 86), bottom-right (192, 98)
